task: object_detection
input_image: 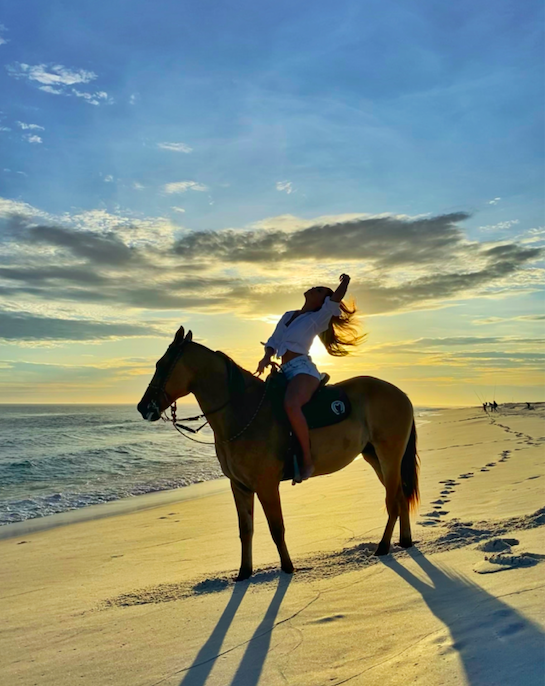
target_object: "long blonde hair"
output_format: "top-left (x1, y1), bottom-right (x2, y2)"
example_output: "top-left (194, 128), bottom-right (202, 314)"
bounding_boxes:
top-left (319, 291), bottom-right (365, 356)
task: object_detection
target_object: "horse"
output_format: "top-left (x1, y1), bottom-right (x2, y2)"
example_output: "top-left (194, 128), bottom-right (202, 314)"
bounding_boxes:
top-left (137, 326), bottom-right (420, 581)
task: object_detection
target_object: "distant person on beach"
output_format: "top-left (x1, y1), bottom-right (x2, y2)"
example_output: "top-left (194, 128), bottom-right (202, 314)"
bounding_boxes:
top-left (526, 402), bottom-right (534, 410)
top-left (256, 274), bottom-right (362, 482)
top-left (483, 403), bottom-right (487, 413)
top-left (493, 401), bottom-right (498, 412)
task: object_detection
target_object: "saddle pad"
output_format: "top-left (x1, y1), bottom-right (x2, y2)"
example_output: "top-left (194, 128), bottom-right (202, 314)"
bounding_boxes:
top-left (304, 385), bottom-right (351, 428)
top-left (269, 370), bottom-right (352, 429)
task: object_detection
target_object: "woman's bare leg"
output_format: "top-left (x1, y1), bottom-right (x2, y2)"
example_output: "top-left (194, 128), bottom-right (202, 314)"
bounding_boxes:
top-left (284, 374), bottom-right (321, 480)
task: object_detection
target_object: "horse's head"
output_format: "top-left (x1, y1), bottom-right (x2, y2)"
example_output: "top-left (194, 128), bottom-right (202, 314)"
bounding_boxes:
top-left (137, 326), bottom-right (193, 421)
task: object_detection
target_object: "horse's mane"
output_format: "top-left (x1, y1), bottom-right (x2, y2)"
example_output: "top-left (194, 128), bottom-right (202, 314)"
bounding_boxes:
top-left (214, 350), bottom-right (264, 395)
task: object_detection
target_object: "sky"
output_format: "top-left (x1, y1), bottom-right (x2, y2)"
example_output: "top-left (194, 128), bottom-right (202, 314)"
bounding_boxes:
top-left (0, 0), bottom-right (543, 406)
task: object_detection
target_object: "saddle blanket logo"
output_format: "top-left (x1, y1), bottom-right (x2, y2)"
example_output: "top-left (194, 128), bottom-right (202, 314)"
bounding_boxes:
top-left (331, 400), bottom-right (346, 416)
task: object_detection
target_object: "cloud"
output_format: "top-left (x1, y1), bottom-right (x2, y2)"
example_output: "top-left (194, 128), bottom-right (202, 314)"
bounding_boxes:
top-left (72, 89), bottom-right (111, 106)
top-left (0, 204), bottom-right (542, 320)
top-left (478, 220), bottom-right (519, 233)
top-left (164, 181), bottom-right (208, 194)
top-left (488, 198), bottom-right (501, 205)
top-left (21, 224), bottom-right (136, 266)
top-left (158, 142), bottom-right (193, 153)
top-left (361, 336), bottom-right (545, 372)
top-left (7, 63), bottom-right (110, 105)
top-left (473, 315), bottom-right (545, 325)
top-left (0, 265), bottom-right (108, 285)
top-left (0, 24), bottom-right (8, 46)
top-left (276, 180), bottom-right (294, 194)
top-left (23, 134), bottom-right (42, 144)
top-left (104, 175), bottom-right (114, 183)
top-left (171, 206), bottom-right (186, 213)
top-left (0, 197), bottom-right (52, 219)
top-left (39, 85), bottom-right (63, 95)
top-left (173, 212), bottom-right (470, 265)
top-left (7, 62), bottom-right (97, 86)
top-left (0, 310), bottom-right (163, 342)
top-left (367, 336), bottom-right (543, 351)
top-left (17, 122), bottom-right (45, 131)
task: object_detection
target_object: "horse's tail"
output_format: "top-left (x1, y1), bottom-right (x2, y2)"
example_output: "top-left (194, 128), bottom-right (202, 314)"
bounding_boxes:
top-left (401, 420), bottom-right (420, 513)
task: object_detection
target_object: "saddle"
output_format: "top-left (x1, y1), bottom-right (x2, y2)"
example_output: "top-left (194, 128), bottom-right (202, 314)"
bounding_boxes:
top-left (268, 368), bottom-right (352, 482)
top-left (215, 353), bottom-right (352, 482)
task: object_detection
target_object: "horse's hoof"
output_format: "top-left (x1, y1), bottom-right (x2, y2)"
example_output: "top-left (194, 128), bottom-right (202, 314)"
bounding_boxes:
top-left (399, 538), bottom-right (413, 549)
top-left (235, 569), bottom-right (252, 582)
top-left (374, 543), bottom-right (390, 556)
top-left (281, 563), bottom-right (294, 574)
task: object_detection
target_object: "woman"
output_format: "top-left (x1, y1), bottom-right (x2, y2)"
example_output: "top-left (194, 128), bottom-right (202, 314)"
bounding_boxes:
top-left (256, 273), bottom-right (362, 482)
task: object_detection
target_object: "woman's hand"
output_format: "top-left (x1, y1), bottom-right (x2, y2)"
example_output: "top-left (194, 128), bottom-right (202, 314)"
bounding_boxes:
top-left (332, 273), bottom-right (350, 302)
top-left (255, 357), bottom-right (271, 376)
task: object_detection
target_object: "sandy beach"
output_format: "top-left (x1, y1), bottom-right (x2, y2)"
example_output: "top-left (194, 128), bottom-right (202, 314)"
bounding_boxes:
top-left (1, 404), bottom-right (544, 686)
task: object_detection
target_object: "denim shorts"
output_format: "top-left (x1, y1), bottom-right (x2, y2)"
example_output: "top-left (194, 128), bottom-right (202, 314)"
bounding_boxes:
top-left (281, 355), bottom-right (322, 382)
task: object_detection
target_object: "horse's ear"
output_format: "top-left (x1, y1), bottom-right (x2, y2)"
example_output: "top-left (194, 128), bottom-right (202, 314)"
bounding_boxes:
top-left (184, 330), bottom-right (193, 343)
top-left (174, 326), bottom-right (185, 342)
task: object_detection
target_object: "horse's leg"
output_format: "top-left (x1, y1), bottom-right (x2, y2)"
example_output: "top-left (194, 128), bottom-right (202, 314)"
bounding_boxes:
top-left (257, 486), bottom-right (294, 574)
top-left (397, 485), bottom-right (413, 549)
top-left (374, 440), bottom-right (404, 556)
top-left (231, 480), bottom-right (255, 581)
top-left (363, 453), bottom-right (384, 485)
top-left (364, 452), bottom-right (411, 548)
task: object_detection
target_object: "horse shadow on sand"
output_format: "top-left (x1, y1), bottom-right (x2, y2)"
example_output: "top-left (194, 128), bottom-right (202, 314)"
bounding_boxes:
top-left (177, 571), bottom-right (292, 686)
top-left (382, 549), bottom-right (545, 686)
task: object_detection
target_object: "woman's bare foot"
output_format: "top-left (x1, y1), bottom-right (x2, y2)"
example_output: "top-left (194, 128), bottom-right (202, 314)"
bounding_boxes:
top-left (300, 463), bottom-right (314, 481)
top-left (292, 457), bottom-right (314, 485)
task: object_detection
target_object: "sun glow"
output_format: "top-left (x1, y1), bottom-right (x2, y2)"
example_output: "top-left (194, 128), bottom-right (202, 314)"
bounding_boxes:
top-left (309, 337), bottom-right (331, 366)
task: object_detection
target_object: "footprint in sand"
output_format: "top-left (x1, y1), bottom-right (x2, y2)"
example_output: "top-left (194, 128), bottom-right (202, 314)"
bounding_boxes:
top-left (496, 622), bottom-right (527, 637)
top-left (459, 472), bottom-right (474, 479)
top-left (477, 538), bottom-right (519, 553)
top-left (440, 489), bottom-right (452, 495)
top-left (486, 462), bottom-right (496, 467)
top-left (474, 552), bottom-right (545, 574)
top-left (418, 520), bottom-right (439, 526)
top-left (432, 499), bottom-right (448, 505)
top-left (424, 511), bottom-right (441, 518)
top-left (480, 468), bottom-right (489, 472)
top-left (473, 536), bottom-right (545, 573)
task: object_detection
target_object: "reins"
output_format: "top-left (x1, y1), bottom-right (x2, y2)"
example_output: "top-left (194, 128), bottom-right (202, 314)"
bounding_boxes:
top-left (156, 343), bottom-right (273, 445)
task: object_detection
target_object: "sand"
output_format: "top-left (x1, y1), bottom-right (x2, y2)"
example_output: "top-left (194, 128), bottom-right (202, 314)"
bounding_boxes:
top-left (1, 404), bottom-right (544, 686)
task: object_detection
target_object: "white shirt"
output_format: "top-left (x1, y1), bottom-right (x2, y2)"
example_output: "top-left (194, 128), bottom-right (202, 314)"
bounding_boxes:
top-left (265, 296), bottom-right (342, 358)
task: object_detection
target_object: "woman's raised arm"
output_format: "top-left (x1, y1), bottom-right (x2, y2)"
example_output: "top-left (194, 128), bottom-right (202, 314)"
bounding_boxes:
top-left (331, 273), bottom-right (350, 302)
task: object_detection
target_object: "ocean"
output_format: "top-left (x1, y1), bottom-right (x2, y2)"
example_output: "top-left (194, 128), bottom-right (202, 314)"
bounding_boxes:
top-left (0, 404), bottom-right (439, 527)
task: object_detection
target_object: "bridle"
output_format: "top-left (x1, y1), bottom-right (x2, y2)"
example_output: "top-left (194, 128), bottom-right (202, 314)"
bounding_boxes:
top-left (145, 336), bottom-right (271, 445)
top-left (144, 336), bottom-right (194, 420)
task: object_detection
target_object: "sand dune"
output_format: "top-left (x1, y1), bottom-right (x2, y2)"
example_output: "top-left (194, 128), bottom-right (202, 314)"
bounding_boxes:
top-left (1, 404), bottom-right (544, 686)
